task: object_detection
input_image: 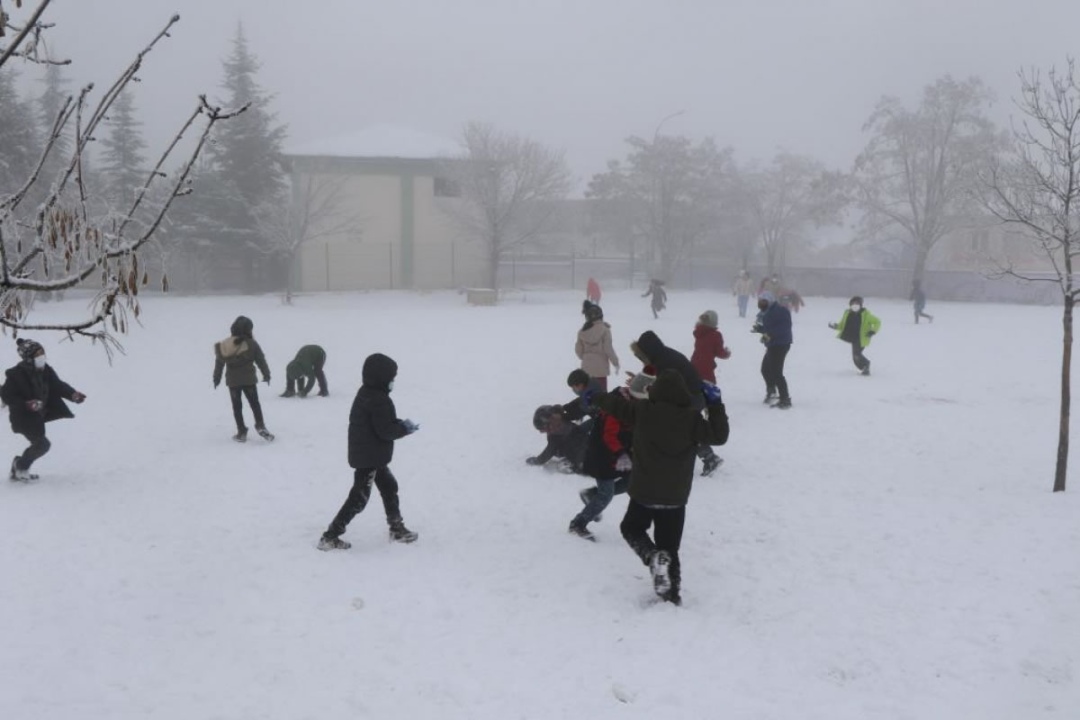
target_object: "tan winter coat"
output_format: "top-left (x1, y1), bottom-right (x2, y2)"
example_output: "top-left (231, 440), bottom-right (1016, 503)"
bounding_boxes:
top-left (576, 322), bottom-right (620, 378)
top-left (733, 276), bottom-right (754, 296)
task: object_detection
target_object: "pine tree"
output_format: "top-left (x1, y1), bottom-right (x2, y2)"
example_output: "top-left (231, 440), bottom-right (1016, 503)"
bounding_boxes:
top-left (211, 24), bottom-right (286, 206)
top-left (36, 62), bottom-right (72, 195)
top-left (100, 89), bottom-right (148, 210)
top-left (194, 23), bottom-right (287, 290)
top-left (0, 67), bottom-right (41, 198)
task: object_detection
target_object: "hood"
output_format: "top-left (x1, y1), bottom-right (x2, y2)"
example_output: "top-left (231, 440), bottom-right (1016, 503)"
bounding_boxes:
top-left (759, 291), bottom-right (776, 305)
top-left (362, 353), bottom-right (398, 390)
top-left (230, 316), bottom-right (254, 338)
top-left (635, 331), bottom-right (666, 363)
top-left (648, 369), bottom-right (692, 407)
top-left (693, 324), bottom-right (717, 340)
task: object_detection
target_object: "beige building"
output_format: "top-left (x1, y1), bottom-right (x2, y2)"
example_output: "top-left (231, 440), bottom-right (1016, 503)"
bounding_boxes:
top-left (283, 126), bottom-right (489, 291)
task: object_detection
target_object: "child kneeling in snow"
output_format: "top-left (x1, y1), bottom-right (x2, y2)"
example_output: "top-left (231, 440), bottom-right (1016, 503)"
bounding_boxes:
top-left (592, 370), bottom-right (729, 605)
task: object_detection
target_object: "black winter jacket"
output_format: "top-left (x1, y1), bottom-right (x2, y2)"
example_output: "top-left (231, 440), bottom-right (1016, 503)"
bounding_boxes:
top-left (582, 411), bottom-right (632, 481)
top-left (0, 361), bottom-right (78, 435)
top-left (348, 353), bottom-right (409, 469)
top-left (632, 331), bottom-right (706, 411)
top-left (596, 370), bottom-right (729, 507)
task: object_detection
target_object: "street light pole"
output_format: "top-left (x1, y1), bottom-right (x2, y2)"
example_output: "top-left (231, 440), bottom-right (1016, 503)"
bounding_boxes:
top-left (652, 109), bottom-right (686, 143)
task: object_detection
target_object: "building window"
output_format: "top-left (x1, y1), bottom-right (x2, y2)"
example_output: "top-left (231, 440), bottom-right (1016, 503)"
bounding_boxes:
top-left (434, 177), bottom-right (461, 198)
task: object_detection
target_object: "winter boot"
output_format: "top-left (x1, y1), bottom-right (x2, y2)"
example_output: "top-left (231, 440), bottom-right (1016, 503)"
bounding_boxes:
top-left (9, 457), bottom-right (37, 482)
top-left (255, 426), bottom-right (275, 442)
top-left (650, 550), bottom-right (672, 596)
top-left (232, 428), bottom-right (248, 443)
top-left (773, 398), bottom-right (793, 409)
top-left (763, 391), bottom-right (777, 404)
top-left (317, 535), bottom-right (351, 551)
top-left (388, 519), bottom-right (418, 544)
top-left (568, 520), bottom-right (596, 542)
top-left (860, 363), bottom-right (871, 376)
top-left (701, 454), bottom-right (723, 477)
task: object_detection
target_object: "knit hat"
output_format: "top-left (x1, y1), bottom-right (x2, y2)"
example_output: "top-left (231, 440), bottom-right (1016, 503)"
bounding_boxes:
top-left (584, 303), bottom-right (603, 322)
top-left (627, 371), bottom-right (656, 399)
top-left (759, 291), bottom-right (776, 304)
top-left (16, 338), bottom-right (43, 361)
top-left (698, 310), bottom-right (718, 328)
top-left (849, 296), bottom-right (864, 305)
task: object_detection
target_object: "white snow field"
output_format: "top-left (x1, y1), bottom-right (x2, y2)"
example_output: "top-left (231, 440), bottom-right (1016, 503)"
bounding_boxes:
top-left (0, 288), bottom-right (1077, 720)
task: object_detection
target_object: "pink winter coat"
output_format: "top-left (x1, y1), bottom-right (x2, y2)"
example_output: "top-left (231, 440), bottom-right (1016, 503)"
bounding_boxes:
top-left (576, 321), bottom-right (620, 379)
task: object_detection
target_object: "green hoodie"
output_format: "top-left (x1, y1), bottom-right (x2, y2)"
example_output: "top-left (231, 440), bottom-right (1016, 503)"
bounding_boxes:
top-left (835, 308), bottom-right (882, 348)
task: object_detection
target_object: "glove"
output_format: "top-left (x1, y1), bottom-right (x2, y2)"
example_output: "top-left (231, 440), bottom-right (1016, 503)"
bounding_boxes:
top-left (751, 324), bottom-right (763, 334)
top-left (702, 382), bottom-right (723, 405)
top-left (25, 399), bottom-right (43, 412)
top-left (828, 322), bottom-right (838, 330)
top-left (70, 391), bottom-right (86, 404)
top-left (761, 334), bottom-right (771, 344)
top-left (719, 348), bottom-right (732, 359)
top-left (263, 376), bottom-right (271, 386)
top-left (526, 456), bottom-right (542, 466)
top-left (867, 330), bottom-right (876, 337)
top-left (401, 418), bottom-right (420, 434)
top-left (614, 454), bottom-right (632, 472)
top-left (213, 380), bottom-right (220, 389)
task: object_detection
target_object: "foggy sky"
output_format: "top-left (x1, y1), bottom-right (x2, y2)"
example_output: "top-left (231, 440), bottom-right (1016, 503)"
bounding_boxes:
top-left (27, 0), bottom-right (1080, 192)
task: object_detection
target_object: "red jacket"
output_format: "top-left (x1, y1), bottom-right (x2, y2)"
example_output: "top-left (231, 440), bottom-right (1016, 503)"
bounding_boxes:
top-left (691, 324), bottom-right (730, 384)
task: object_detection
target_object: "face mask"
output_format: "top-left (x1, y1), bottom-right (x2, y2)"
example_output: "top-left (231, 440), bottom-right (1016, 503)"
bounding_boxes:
top-left (33, 355), bottom-right (46, 369)
top-left (850, 304), bottom-right (861, 312)
top-left (388, 381), bottom-right (394, 391)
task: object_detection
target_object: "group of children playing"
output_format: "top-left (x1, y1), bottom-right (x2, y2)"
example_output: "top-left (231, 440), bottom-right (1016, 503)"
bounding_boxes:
top-left (528, 296), bottom-right (732, 605)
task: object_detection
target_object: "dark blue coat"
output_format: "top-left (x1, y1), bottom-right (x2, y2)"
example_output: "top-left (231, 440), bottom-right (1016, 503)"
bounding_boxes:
top-left (760, 303), bottom-right (793, 347)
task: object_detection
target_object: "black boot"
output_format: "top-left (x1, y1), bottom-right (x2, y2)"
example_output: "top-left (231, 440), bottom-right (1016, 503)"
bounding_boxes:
top-left (388, 518), bottom-right (418, 543)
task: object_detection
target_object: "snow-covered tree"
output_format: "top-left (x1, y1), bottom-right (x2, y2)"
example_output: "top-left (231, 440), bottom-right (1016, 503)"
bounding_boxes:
top-left (0, 67), bottom-right (40, 196)
top-left (0, 1), bottom-right (246, 345)
top-left (99, 89), bottom-right (147, 210)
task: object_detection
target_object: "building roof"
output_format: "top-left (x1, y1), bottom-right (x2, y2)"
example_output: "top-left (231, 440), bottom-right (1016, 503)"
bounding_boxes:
top-left (285, 124), bottom-right (461, 160)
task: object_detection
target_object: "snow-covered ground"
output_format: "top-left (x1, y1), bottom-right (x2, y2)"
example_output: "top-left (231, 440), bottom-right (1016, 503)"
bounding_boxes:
top-left (0, 288), bottom-right (1077, 719)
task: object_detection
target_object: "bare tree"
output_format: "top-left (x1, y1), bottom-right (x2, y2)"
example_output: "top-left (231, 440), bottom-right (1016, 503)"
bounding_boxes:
top-left (254, 174), bottom-right (363, 301)
top-left (979, 61), bottom-right (1080, 492)
top-left (0, 0), bottom-right (245, 351)
top-left (588, 134), bottom-right (731, 282)
top-left (853, 76), bottom-right (1003, 285)
top-left (442, 122), bottom-right (571, 289)
top-left (738, 151), bottom-right (847, 276)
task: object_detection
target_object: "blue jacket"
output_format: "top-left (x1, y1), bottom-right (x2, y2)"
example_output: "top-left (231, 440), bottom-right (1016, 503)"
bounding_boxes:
top-left (760, 303), bottom-right (793, 347)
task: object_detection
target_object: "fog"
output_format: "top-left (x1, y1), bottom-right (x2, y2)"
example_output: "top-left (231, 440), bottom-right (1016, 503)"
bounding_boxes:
top-left (39, 0), bottom-right (1080, 188)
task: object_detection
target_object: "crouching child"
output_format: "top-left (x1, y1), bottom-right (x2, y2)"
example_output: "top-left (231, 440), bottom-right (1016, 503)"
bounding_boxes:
top-left (318, 353), bottom-right (419, 550)
top-left (567, 395), bottom-right (635, 542)
top-left (593, 369), bottom-right (729, 605)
